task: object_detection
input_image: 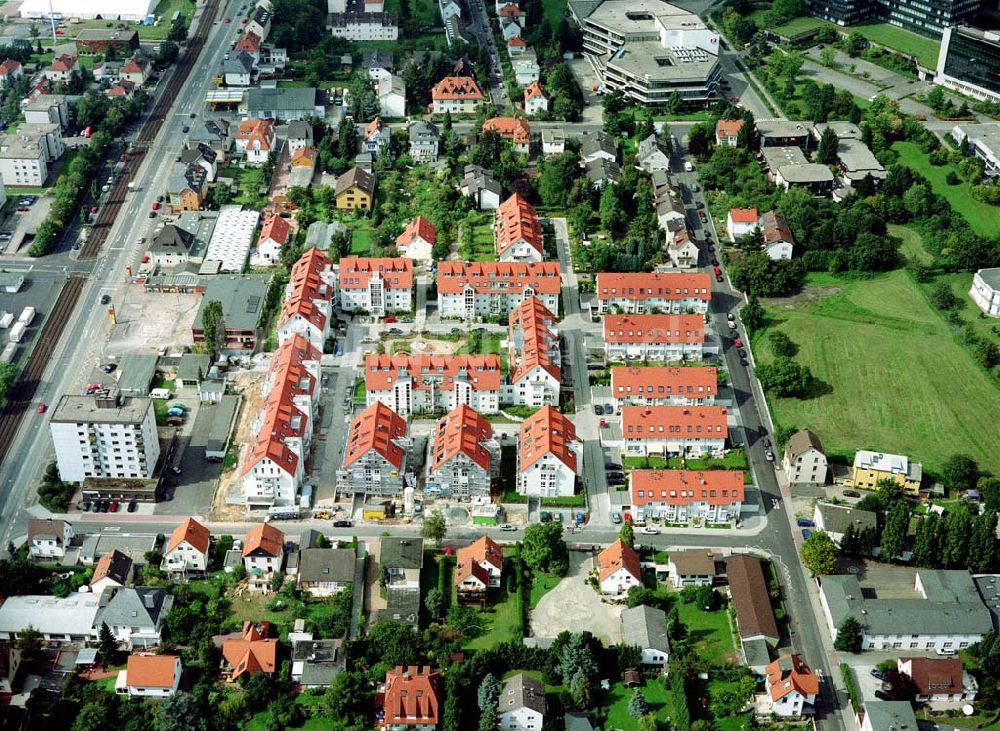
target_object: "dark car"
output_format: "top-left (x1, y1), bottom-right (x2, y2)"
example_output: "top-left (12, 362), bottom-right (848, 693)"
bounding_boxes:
top-left (333, 520), bottom-right (353, 528)
top-left (98, 500), bottom-right (110, 513)
top-left (874, 690), bottom-right (892, 701)
top-left (844, 490), bottom-right (861, 498)
top-left (100, 294), bottom-right (110, 305)
top-left (740, 358), bottom-right (749, 367)
top-left (716, 275), bottom-right (724, 283)
top-left (81, 501), bottom-right (92, 512)
top-left (707, 244), bottom-right (715, 252)
top-left (711, 258), bottom-right (719, 266)
top-left (870, 668), bottom-right (886, 680)
top-left (594, 404), bottom-right (604, 415)
top-left (738, 349), bottom-right (747, 358)
top-left (604, 461), bottom-right (618, 469)
top-left (127, 501), bottom-right (137, 513)
top-left (101, 363), bottom-right (117, 373)
top-left (797, 518), bottom-right (815, 527)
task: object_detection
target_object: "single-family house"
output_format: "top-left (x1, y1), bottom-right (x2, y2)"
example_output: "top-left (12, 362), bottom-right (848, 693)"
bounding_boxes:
top-left (297, 548), bottom-right (356, 597)
top-left (221, 621), bottom-right (278, 681)
top-left (667, 549), bottom-right (718, 588)
top-left (334, 166), bottom-right (375, 210)
top-left (971, 267), bottom-right (1000, 317)
top-left (120, 54), bottom-right (151, 85)
top-left (455, 535), bottom-right (503, 604)
top-left (715, 119), bottom-right (743, 147)
top-left (431, 75), bottom-right (484, 115)
top-left (94, 587), bottom-right (174, 649)
top-left (460, 164), bottom-right (502, 210)
top-left (813, 503), bottom-right (877, 546)
top-left (235, 119), bottom-right (276, 165)
top-left (669, 228), bottom-right (699, 269)
top-left (242, 523), bottom-right (286, 592)
top-left (379, 537), bottom-right (424, 590)
top-left (897, 657), bottom-right (977, 703)
top-left (621, 604), bottom-right (670, 672)
top-left (395, 215), bottom-right (435, 261)
top-left (364, 117), bottom-right (392, 158)
top-left (726, 208), bottom-right (758, 243)
top-left (116, 655), bottom-right (182, 698)
top-left (859, 701), bottom-right (918, 731)
top-left (499, 672), bottom-right (546, 731)
top-left (848, 450), bottom-right (922, 496)
top-left (764, 654), bottom-right (818, 718)
top-left (379, 666), bottom-right (442, 730)
top-left (580, 131), bottom-right (616, 164)
top-left (523, 82), bottom-right (548, 115)
top-left (409, 120), bottom-right (440, 163)
top-left (638, 134), bottom-right (671, 172)
top-left (291, 635), bottom-right (343, 688)
top-left (483, 117), bottom-right (531, 155)
top-left (782, 429), bottom-right (827, 486)
top-left (251, 213), bottom-right (291, 267)
top-left (27, 518), bottom-right (74, 559)
top-left (726, 554), bottom-right (780, 647)
top-left (597, 539), bottom-right (642, 595)
top-left (45, 54), bottom-right (80, 82)
top-left (91, 550), bottom-right (134, 593)
top-left (758, 210), bottom-right (794, 260)
top-left (164, 517), bottom-right (211, 573)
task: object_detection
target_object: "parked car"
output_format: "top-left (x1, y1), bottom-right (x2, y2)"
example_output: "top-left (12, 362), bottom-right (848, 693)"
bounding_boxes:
top-left (594, 404), bottom-right (604, 415)
top-left (384, 315), bottom-right (397, 323)
top-left (109, 501), bottom-right (119, 512)
top-left (727, 313), bottom-right (735, 322)
top-left (870, 669), bottom-right (886, 680)
top-left (935, 648), bottom-right (957, 656)
top-left (740, 358), bottom-right (749, 367)
top-left (797, 518), bottom-right (814, 527)
top-left (100, 294), bottom-right (111, 305)
top-left (37, 403), bottom-right (46, 414)
top-left (101, 363), bottom-right (117, 373)
top-left (801, 529), bottom-right (812, 539)
top-left (81, 501), bottom-right (92, 512)
top-left (388, 327), bottom-right (403, 335)
top-left (843, 490), bottom-right (861, 498)
top-left (332, 520), bottom-right (353, 528)
top-left (765, 450), bottom-right (775, 461)
top-left (611, 512), bottom-right (623, 524)
top-left (733, 336), bottom-right (743, 348)
top-left (127, 501), bottom-right (137, 513)
top-left (640, 526), bottom-right (659, 535)
top-left (713, 266), bottom-right (722, 276)
top-left (498, 523), bottom-right (516, 531)
top-left (716, 275), bottom-right (724, 283)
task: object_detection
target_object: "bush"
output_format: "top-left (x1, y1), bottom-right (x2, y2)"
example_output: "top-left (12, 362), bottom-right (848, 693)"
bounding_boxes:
top-left (841, 663), bottom-right (860, 712)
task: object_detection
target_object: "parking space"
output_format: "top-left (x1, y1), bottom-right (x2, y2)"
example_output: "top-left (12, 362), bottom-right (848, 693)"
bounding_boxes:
top-left (4, 196), bottom-right (53, 256)
top-left (0, 271), bottom-right (67, 354)
top-left (157, 388), bottom-right (223, 517)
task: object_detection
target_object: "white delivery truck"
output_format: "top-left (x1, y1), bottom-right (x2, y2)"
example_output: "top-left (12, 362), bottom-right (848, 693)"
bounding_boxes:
top-left (9, 321), bottom-right (25, 343)
top-left (0, 312), bottom-right (12, 328)
top-left (18, 306), bottom-right (35, 326)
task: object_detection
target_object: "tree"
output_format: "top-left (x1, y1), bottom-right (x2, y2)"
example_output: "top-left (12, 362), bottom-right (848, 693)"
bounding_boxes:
top-left (629, 689), bottom-right (650, 718)
top-left (619, 522), bottom-right (634, 548)
top-left (767, 330), bottom-right (797, 357)
top-left (926, 86), bottom-right (945, 111)
top-left (73, 701), bottom-right (114, 731)
top-left (834, 616), bottom-right (863, 653)
top-left (756, 357), bottom-right (812, 397)
top-left (201, 300), bottom-right (225, 359)
top-left (695, 584), bottom-right (719, 610)
top-left (321, 671), bottom-right (372, 727)
top-left (478, 673), bottom-right (500, 731)
top-left (16, 626), bottom-right (42, 660)
top-left (879, 500), bottom-right (910, 562)
top-left (930, 281), bottom-right (959, 310)
top-left (522, 522), bottom-right (569, 575)
top-left (942, 509), bottom-right (972, 569)
top-left (819, 46), bottom-right (837, 68)
top-left (98, 622), bottom-right (118, 665)
top-left (941, 454), bottom-right (979, 495)
top-left (424, 588), bottom-right (444, 619)
top-left (910, 512), bottom-right (941, 568)
top-left (817, 126), bottom-right (839, 164)
top-left (968, 513), bottom-right (998, 574)
top-left (740, 296), bottom-right (765, 333)
top-left (556, 632), bottom-right (599, 683)
top-left (666, 90), bottom-right (683, 114)
top-left (637, 714), bottom-right (658, 731)
top-left (155, 692), bottom-right (207, 731)
top-left (800, 531), bottom-right (838, 575)
top-left (570, 671), bottom-right (593, 709)
top-left (686, 123), bottom-right (713, 160)
top-left (421, 510), bottom-right (447, 546)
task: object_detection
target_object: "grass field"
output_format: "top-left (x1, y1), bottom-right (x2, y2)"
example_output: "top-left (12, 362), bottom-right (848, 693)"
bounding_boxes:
top-left (528, 570), bottom-right (561, 609)
top-left (244, 693), bottom-right (327, 731)
top-left (542, 0), bottom-right (568, 29)
top-left (463, 587), bottom-right (522, 650)
top-left (350, 228), bottom-right (372, 254)
top-left (604, 678), bottom-right (672, 730)
top-left (756, 270), bottom-right (1000, 474)
top-left (892, 141), bottom-right (1000, 237)
top-left (676, 601), bottom-right (737, 665)
top-left (771, 15), bottom-right (831, 39)
top-left (852, 22), bottom-right (940, 69)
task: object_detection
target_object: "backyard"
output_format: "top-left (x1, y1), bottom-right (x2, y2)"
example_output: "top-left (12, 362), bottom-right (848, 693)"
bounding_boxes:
top-left (463, 586), bottom-right (522, 650)
top-left (675, 598), bottom-right (738, 666)
top-left (603, 677), bottom-right (673, 731)
top-left (755, 270), bottom-right (1000, 474)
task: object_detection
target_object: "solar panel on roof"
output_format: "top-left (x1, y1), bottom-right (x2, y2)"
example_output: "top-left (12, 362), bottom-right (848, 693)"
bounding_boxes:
top-left (247, 296), bottom-right (261, 313)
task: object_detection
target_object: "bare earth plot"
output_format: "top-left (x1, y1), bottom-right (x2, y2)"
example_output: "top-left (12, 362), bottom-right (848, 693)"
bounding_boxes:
top-left (530, 551), bottom-right (624, 646)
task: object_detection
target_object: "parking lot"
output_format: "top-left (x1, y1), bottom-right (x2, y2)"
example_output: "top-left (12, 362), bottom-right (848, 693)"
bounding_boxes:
top-left (105, 287), bottom-right (200, 357)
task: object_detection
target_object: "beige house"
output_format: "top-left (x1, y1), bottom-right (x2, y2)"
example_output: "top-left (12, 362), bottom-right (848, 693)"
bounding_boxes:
top-left (782, 429), bottom-right (827, 486)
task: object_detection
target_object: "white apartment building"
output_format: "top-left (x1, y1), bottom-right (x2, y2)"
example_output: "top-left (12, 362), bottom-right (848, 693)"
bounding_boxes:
top-left (621, 405), bottom-right (728, 458)
top-left (330, 13), bottom-right (399, 41)
top-left (603, 314), bottom-right (705, 362)
top-left (49, 394), bottom-right (160, 483)
top-left (436, 261), bottom-right (561, 319)
top-left (610, 366), bottom-right (717, 407)
top-left (629, 469), bottom-right (743, 524)
top-left (0, 138), bottom-right (47, 186)
top-left (971, 267), bottom-right (1000, 317)
top-left (426, 405), bottom-right (499, 499)
top-left (517, 406), bottom-right (581, 498)
top-left (596, 271), bottom-right (711, 314)
top-left (338, 257), bottom-right (413, 316)
top-left (277, 248), bottom-right (335, 351)
top-left (505, 296), bottom-right (560, 408)
top-left (364, 353), bottom-right (502, 416)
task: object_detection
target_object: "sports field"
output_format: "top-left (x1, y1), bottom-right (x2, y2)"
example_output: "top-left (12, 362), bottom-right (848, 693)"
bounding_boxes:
top-left (756, 270), bottom-right (1000, 474)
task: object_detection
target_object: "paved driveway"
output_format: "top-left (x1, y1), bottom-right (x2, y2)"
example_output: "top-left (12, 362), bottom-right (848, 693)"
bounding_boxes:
top-left (530, 551), bottom-right (624, 646)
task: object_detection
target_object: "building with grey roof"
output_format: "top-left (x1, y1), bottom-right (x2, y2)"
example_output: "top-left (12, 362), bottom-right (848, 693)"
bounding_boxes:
top-left (500, 672), bottom-right (546, 727)
top-left (409, 120), bottom-right (440, 163)
top-left (972, 267), bottom-right (1000, 317)
top-left (860, 701), bottom-right (917, 731)
top-left (742, 636), bottom-right (772, 674)
top-left (115, 353), bottom-right (158, 398)
top-left (564, 713), bottom-right (598, 731)
top-left (379, 587), bottom-right (420, 628)
top-left (362, 49), bottom-right (394, 74)
top-left (93, 587), bottom-right (173, 649)
top-left (291, 636), bottom-right (344, 687)
top-left (176, 352), bottom-right (211, 387)
top-left (191, 275), bottom-right (270, 354)
top-left (79, 533), bottom-right (159, 566)
top-left (953, 122), bottom-right (1000, 178)
top-left (638, 133), bottom-right (671, 172)
top-left (836, 138), bottom-right (886, 186)
top-left (812, 503), bottom-right (876, 545)
top-left (819, 570), bottom-right (993, 653)
top-left (760, 146), bottom-right (833, 194)
top-left (0, 594), bottom-right (102, 643)
top-left (305, 220), bottom-right (349, 251)
top-left (580, 130), bottom-right (616, 163)
top-left (241, 86), bottom-right (323, 121)
top-left (149, 224), bottom-right (196, 268)
top-left (621, 604), bottom-right (670, 671)
top-left (205, 394), bottom-right (239, 461)
top-left (585, 157), bottom-right (621, 188)
top-left (297, 548), bottom-right (356, 597)
top-left (461, 164), bottom-right (502, 210)
top-left (756, 119), bottom-right (811, 147)
top-left (380, 537), bottom-right (424, 589)
top-left (223, 51), bottom-right (254, 86)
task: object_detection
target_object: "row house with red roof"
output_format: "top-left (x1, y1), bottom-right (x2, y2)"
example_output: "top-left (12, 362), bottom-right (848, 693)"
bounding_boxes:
top-left (241, 336), bottom-right (321, 508)
top-left (517, 405), bottom-right (581, 498)
top-left (629, 469), bottom-right (744, 524)
top-left (364, 353), bottom-right (502, 416)
top-left (505, 296), bottom-right (560, 407)
top-left (277, 248), bottom-right (336, 351)
top-left (436, 261), bottom-right (560, 320)
top-left (494, 193), bottom-right (543, 263)
top-left (339, 401), bottom-right (410, 496)
top-left (621, 405), bottom-right (728, 458)
top-left (426, 404), bottom-right (499, 499)
top-left (610, 366), bottom-right (718, 408)
top-left (596, 271), bottom-right (712, 315)
top-left (603, 313), bottom-right (705, 362)
top-left (338, 256), bottom-right (414, 316)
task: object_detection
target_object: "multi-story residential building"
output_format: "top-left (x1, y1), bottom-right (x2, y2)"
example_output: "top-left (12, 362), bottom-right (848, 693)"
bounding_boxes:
top-left (365, 353), bottom-right (502, 416)
top-left (936, 26), bottom-right (1000, 104)
top-left (44, 53), bottom-right (79, 82)
top-left (0, 136), bottom-right (48, 186)
top-left (971, 267), bottom-right (1000, 316)
top-left (379, 666), bottom-right (442, 731)
top-left (517, 405), bottom-right (581, 497)
top-left (505, 296), bottom-right (560, 407)
top-left (338, 257), bottom-right (413, 316)
top-left (621, 405), bottom-right (728, 457)
top-left (277, 248), bottom-right (335, 351)
top-left (234, 119), bottom-right (276, 165)
top-left (166, 161), bottom-right (207, 213)
top-left (431, 75), bottom-right (484, 114)
top-left (494, 193), bottom-right (543, 262)
top-left (571, 0), bottom-right (722, 106)
top-left (334, 166), bottom-right (375, 210)
top-left (820, 570), bottom-right (993, 653)
top-left (595, 272), bottom-right (711, 314)
top-left (436, 261), bottom-right (561, 319)
top-left (596, 539), bottom-right (642, 595)
top-left (340, 401), bottom-right (409, 496)
top-left (363, 117), bottom-right (392, 158)
top-left (499, 673), bottom-right (546, 731)
top-left (117, 655), bottom-right (182, 698)
top-left (242, 524), bottom-right (286, 591)
top-left (94, 587), bottom-right (173, 649)
top-left (250, 213), bottom-right (291, 267)
top-left (782, 429), bottom-right (828, 486)
top-left (629, 469), bottom-right (743, 524)
top-left (192, 276), bottom-right (270, 352)
top-left (427, 405), bottom-right (499, 498)
top-left (848, 449), bottom-right (922, 495)
top-left (603, 314), bottom-right (705, 362)
top-left (49, 393), bottom-right (160, 483)
top-left (329, 10), bottom-right (399, 41)
top-left (241, 336), bottom-right (321, 508)
top-left (27, 518), bottom-right (74, 559)
top-left (408, 120), bottom-right (440, 163)
top-left (610, 366), bottom-right (717, 407)
top-left (163, 517), bottom-right (211, 573)
top-left (120, 54), bottom-right (151, 85)
top-left (765, 655), bottom-right (819, 718)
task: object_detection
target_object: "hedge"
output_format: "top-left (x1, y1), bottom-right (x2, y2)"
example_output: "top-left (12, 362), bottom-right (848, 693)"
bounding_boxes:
top-left (841, 662), bottom-right (860, 713)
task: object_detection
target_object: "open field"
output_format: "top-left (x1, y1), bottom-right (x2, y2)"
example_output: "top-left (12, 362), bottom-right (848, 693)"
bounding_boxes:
top-left (604, 678), bottom-right (672, 730)
top-left (771, 15), bottom-right (831, 39)
top-left (676, 600), bottom-right (737, 665)
top-left (891, 141), bottom-right (1000, 237)
top-left (756, 270), bottom-right (1000, 474)
top-left (852, 22), bottom-right (940, 69)
top-left (464, 587), bottom-right (522, 650)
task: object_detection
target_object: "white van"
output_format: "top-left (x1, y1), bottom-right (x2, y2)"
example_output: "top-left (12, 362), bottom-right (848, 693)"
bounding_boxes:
top-left (684, 161), bottom-right (694, 172)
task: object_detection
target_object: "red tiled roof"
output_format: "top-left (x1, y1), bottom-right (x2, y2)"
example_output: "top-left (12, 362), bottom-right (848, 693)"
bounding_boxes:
top-left (278, 247), bottom-right (332, 333)
top-left (120, 55), bottom-right (148, 74)
top-left (507, 36), bottom-right (526, 47)
top-left (338, 256), bottom-right (413, 292)
top-left (49, 54), bottom-right (77, 72)
top-left (243, 524), bottom-right (284, 558)
top-left (106, 80), bottom-right (136, 97)
top-left (499, 3), bottom-right (521, 15)
top-left (595, 272), bottom-right (712, 302)
top-left (759, 210), bottom-right (795, 245)
top-left (235, 30), bottom-right (261, 53)
top-left (396, 215), bottom-right (436, 249)
top-left (597, 539), bottom-right (641, 582)
top-left (381, 666), bottom-right (442, 727)
top-left (603, 314), bottom-right (705, 345)
top-left (222, 622), bottom-right (277, 680)
top-left (344, 401), bottom-right (407, 469)
top-left (495, 193), bottom-right (541, 258)
top-left (728, 207), bottom-right (758, 223)
top-left (167, 517), bottom-right (210, 555)
top-left (630, 470), bottom-right (744, 506)
top-left (0, 59), bottom-right (21, 76)
top-left (365, 353), bottom-right (502, 393)
top-left (457, 535), bottom-right (503, 572)
top-left (611, 366), bottom-right (718, 402)
top-left (508, 296), bottom-right (559, 384)
top-left (91, 549), bottom-right (132, 586)
top-left (125, 655), bottom-right (179, 688)
top-left (899, 657), bottom-right (966, 697)
top-left (235, 119), bottom-right (276, 149)
top-left (431, 404), bottom-right (494, 473)
top-left (432, 75), bottom-right (484, 101)
top-left (436, 261), bottom-right (561, 295)
top-left (518, 405), bottom-right (577, 473)
top-left (766, 654), bottom-right (819, 701)
top-left (291, 146), bottom-right (317, 165)
top-left (483, 116), bottom-right (530, 145)
top-left (259, 213), bottom-right (290, 246)
top-left (622, 405), bottom-right (728, 441)
top-left (454, 555), bottom-right (490, 587)
top-left (365, 117), bottom-right (387, 139)
top-left (716, 119), bottom-right (744, 138)
top-left (523, 81), bottom-right (544, 100)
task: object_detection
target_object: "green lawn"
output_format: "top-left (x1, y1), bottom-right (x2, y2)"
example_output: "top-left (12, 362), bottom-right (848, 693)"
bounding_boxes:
top-left (541, 0), bottom-right (568, 29)
top-left (771, 15), bottom-right (831, 40)
top-left (676, 601), bottom-right (738, 665)
top-left (708, 680), bottom-right (753, 730)
top-left (528, 571), bottom-right (561, 609)
top-left (244, 693), bottom-right (328, 731)
top-left (852, 22), bottom-right (941, 68)
top-left (604, 678), bottom-right (672, 731)
top-left (891, 223), bottom-right (932, 265)
top-left (352, 378), bottom-right (366, 403)
top-left (463, 587), bottom-right (522, 650)
top-left (756, 270), bottom-right (1000, 474)
top-left (350, 228), bottom-right (372, 254)
top-left (892, 141), bottom-right (1000, 237)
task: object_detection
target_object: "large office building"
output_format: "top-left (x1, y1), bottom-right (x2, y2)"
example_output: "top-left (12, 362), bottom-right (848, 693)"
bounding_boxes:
top-left (935, 26), bottom-right (1000, 103)
top-left (807, 0), bottom-right (982, 38)
top-left (569, 0), bottom-right (722, 105)
top-left (49, 392), bottom-right (160, 483)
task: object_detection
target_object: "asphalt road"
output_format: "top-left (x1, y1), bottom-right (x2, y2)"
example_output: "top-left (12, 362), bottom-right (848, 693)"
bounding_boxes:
top-left (0, 0), bottom-right (247, 546)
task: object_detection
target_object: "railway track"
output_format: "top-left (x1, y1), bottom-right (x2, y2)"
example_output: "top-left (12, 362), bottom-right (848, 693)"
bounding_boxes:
top-left (0, 276), bottom-right (85, 463)
top-left (80, 0), bottom-right (223, 259)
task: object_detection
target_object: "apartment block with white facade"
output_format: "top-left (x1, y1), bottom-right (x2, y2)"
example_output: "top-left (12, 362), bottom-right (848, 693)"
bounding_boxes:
top-left (971, 267), bottom-right (1000, 317)
top-left (364, 353), bottom-right (502, 416)
top-left (49, 393), bottom-right (160, 483)
top-left (427, 404), bottom-right (499, 499)
top-left (277, 248), bottom-right (336, 351)
top-left (338, 256), bottom-right (413, 316)
top-left (629, 469), bottom-right (744, 524)
top-left (610, 366), bottom-right (717, 407)
top-left (504, 296), bottom-right (560, 408)
top-left (596, 271), bottom-right (711, 314)
top-left (436, 261), bottom-right (561, 320)
top-left (516, 405), bottom-right (581, 498)
top-left (621, 405), bottom-right (728, 458)
top-left (603, 314), bottom-right (705, 362)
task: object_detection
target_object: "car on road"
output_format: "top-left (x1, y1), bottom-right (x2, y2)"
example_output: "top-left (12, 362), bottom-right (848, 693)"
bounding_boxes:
top-left (707, 244), bottom-right (715, 252)
top-left (801, 529), bottom-right (811, 539)
top-left (717, 275), bottom-right (724, 283)
top-left (224, 16), bottom-right (231, 22)
top-left (738, 349), bottom-right (747, 358)
top-left (599, 419), bottom-right (607, 428)
top-left (498, 523), bottom-right (516, 531)
top-left (611, 512), bottom-right (622, 524)
top-left (740, 357), bottom-right (749, 367)
top-left (87, 383), bottom-right (101, 395)
top-left (640, 526), bottom-right (659, 535)
top-left (711, 258), bottom-right (719, 266)
top-left (843, 490), bottom-right (861, 498)
top-left (100, 294), bottom-right (111, 305)
top-left (727, 313), bottom-right (735, 322)
top-left (332, 520), bottom-right (353, 528)
top-left (728, 320), bottom-right (737, 329)
top-left (127, 501), bottom-right (137, 513)
top-left (594, 404), bottom-right (603, 415)
top-left (101, 363), bottom-right (117, 373)
top-left (733, 336), bottom-right (743, 348)
top-left (37, 403), bottom-right (46, 414)
top-left (388, 328), bottom-right (403, 335)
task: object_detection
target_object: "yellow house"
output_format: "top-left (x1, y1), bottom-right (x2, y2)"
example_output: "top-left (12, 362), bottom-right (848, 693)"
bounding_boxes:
top-left (334, 166), bottom-right (375, 211)
top-left (848, 450), bottom-right (923, 496)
